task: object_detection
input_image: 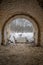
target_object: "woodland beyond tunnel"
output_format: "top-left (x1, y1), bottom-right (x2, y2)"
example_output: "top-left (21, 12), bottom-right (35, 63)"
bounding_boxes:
top-left (1, 15), bottom-right (40, 46)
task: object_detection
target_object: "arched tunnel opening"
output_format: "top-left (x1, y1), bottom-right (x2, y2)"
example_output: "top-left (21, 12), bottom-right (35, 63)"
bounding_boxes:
top-left (1, 14), bottom-right (39, 46)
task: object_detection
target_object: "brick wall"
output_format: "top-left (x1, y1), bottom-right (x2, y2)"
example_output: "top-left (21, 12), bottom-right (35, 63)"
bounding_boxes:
top-left (0, 0), bottom-right (43, 45)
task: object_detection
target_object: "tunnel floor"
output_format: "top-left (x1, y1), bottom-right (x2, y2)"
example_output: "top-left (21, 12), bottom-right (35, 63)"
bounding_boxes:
top-left (0, 44), bottom-right (43, 65)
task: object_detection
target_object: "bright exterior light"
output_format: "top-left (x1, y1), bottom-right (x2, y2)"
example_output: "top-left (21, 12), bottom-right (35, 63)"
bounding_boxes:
top-left (4, 18), bottom-right (34, 44)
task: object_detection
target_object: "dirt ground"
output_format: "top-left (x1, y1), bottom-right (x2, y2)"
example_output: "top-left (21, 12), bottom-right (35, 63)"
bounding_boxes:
top-left (0, 44), bottom-right (43, 65)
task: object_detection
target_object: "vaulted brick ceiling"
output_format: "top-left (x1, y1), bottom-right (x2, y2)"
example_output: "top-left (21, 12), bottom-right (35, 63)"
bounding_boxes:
top-left (0, 0), bottom-right (2, 4)
top-left (0, 0), bottom-right (43, 9)
top-left (37, 0), bottom-right (43, 9)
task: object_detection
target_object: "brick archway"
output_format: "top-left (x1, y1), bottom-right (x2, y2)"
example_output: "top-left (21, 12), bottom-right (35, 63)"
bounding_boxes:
top-left (1, 13), bottom-right (40, 46)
